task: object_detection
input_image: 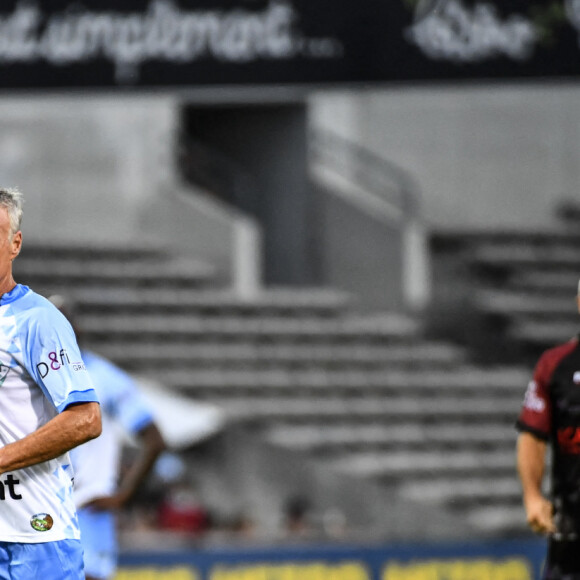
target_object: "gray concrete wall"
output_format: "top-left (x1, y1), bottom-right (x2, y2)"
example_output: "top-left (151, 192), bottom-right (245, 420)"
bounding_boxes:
top-left (0, 95), bottom-right (263, 291)
top-left (313, 179), bottom-right (405, 311)
top-left (310, 83), bottom-right (580, 232)
top-left (4, 84), bottom-right (577, 242)
top-left (0, 95), bottom-right (176, 243)
top-left (2, 83), bottom-right (575, 290)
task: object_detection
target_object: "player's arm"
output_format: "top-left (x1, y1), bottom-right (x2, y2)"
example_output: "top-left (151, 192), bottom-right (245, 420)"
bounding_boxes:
top-left (0, 401), bottom-right (101, 475)
top-left (517, 431), bottom-right (555, 535)
top-left (114, 421), bottom-right (166, 506)
top-left (85, 421), bottom-right (166, 512)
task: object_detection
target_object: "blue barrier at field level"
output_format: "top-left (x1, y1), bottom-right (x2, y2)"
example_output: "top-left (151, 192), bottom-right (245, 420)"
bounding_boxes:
top-left (116, 538), bottom-right (547, 580)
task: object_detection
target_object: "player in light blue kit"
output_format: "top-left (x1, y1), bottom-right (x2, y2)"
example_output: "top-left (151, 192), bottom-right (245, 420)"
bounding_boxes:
top-left (0, 187), bottom-right (102, 580)
top-left (50, 296), bottom-right (166, 580)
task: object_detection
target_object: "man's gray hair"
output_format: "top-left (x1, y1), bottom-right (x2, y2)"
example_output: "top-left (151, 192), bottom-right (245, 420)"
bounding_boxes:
top-left (0, 188), bottom-right (23, 237)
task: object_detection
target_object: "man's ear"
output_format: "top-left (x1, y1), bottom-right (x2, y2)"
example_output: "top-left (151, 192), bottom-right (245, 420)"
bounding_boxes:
top-left (10, 231), bottom-right (22, 260)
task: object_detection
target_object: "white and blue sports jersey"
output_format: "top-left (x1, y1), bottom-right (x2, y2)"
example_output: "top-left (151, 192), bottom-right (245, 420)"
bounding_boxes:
top-left (0, 284), bottom-right (98, 543)
top-left (70, 351), bottom-right (154, 509)
top-left (70, 352), bottom-right (154, 579)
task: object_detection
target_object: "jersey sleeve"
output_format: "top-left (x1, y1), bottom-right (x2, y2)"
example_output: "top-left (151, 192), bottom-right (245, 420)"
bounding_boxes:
top-left (22, 305), bottom-right (98, 412)
top-left (516, 352), bottom-right (552, 441)
top-left (98, 358), bottom-right (154, 434)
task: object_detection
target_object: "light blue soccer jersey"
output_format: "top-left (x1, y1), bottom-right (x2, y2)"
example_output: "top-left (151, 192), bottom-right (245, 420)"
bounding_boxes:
top-left (70, 351), bottom-right (154, 508)
top-left (0, 284), bottom-right (98, 543)
top-left (69, 352), bottom-right (154, 580)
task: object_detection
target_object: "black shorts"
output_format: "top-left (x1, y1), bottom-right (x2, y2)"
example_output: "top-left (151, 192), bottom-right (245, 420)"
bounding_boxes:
top-left (544, 538), bottom-right (580, 579)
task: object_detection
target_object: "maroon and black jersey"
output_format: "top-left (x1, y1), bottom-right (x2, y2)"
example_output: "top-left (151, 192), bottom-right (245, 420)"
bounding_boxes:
top-left (517, 336), bottom-right (580, 524)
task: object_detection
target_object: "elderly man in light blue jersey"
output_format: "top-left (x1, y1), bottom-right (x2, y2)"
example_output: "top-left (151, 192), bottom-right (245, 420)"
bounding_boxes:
top-left (0, 187), bottom-right (102, 580)
top-left (50, 296), bottom-right (166, 580)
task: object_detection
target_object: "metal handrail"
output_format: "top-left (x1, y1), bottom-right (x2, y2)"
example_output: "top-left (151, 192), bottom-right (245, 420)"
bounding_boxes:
top-left (310, 130), bottom-right (421, 219)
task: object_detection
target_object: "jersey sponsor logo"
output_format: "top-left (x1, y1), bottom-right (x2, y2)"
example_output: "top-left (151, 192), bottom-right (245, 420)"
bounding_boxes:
top-left (0, 474), bottom-right (22, 500)
top-left (523, 381), bottom-right (545, 412)
top-left (36, 348), bottom-right (71, 378)
top-left (30, 513), bottom-right (53, 532)
top-left (573, 371), bottom-right (580, 384)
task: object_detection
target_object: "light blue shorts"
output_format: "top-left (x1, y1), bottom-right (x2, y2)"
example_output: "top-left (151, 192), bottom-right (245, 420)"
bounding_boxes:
top-left (77, 508), bottom-right (117, 580)
top-left (0, 539), bottom-right (84, 580)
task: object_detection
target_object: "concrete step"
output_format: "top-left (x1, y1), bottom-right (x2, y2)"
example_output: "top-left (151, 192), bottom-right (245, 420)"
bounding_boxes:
top-left (511, 321), bottom-right (578, 346)
top-left (91, 341), bottom-right (468, 368)
top-left (266, 423), bottom-right (515, 452)
top-left (475, 289), bottom-right (574, 318)
top-left (79, 312), bottom-right (422, 341)
top-left (327, 448), bottom-right (515, 479)
top-left (472, 242), bottom-right (580, 270)
top-left (400, 476), bottom-right (521, 504)
top-left (199, 395), bottom-right (522, 422)
top-left (508, 270), bottom-right (580, 294)
top-left (150, 366), bottom-right (528, 394)
top-left (15, 257), bottom-right (215, 288)
top-left (18, 240), bottom-right (167, 262)
top-left (433, 230), bottom-right (580, 249)
top-left (466, 505), bottom-right (527, 535)
top-left (71, 287), bottom-right (352, 316)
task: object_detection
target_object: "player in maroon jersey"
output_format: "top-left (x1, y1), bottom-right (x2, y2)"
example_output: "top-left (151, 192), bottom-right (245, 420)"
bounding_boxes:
top-left (516, 283), bottom-right (580, 579)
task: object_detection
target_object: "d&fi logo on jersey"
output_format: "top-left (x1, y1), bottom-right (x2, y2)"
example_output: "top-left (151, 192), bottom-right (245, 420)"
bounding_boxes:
top-left (35, 349), bottom-right (76, 379)
top-left (30, 513), bottom-right (53, 532)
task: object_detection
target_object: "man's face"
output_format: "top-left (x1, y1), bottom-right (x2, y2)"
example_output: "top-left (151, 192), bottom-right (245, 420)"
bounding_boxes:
top-left (0, 208), bottom-right (21, 277)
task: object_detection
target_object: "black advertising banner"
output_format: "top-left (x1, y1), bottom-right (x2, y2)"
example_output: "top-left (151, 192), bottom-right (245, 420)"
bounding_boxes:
top-left (0, 0), bottom-right (579, 89)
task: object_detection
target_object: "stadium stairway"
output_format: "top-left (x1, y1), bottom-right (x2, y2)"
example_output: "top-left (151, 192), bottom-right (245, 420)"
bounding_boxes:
top-left (430, 209), bottom-right (580, 366)
top-left (424, 204), bottom-right (580, 537)
top-left (13, 241), bottom-right (532, 540)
